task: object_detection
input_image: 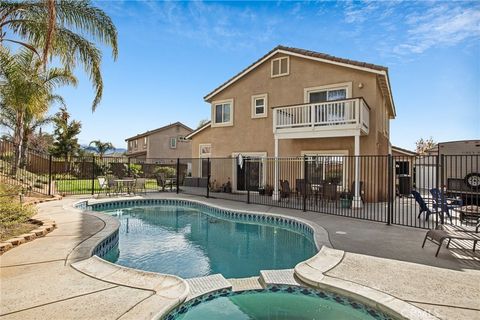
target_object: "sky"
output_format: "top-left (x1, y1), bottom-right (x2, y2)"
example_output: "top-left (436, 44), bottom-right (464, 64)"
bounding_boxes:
top-left (40, 1), bottom-right (480, 150)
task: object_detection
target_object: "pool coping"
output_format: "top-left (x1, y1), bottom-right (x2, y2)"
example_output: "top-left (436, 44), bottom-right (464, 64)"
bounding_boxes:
top-left (70, 196), bottom-right (440, 320)
top-left (295, 247), bottom-right (440, 320)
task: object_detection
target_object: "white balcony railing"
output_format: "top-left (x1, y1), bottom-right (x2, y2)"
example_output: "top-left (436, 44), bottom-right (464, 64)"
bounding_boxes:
top-left (273, 98), bottom-right (370, 137)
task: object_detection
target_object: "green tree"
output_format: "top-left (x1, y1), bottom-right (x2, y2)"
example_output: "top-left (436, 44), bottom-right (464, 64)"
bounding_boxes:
top-left (0, 0), bottom-right (118, 111)
top-left (415, 137), bottom-right (437, 154)
top-left (88, 140), bottom-right (114, 159)
top-left (0, 48), bottom-right (76, 171)
top-left (197, 119), bottom-right (210, 128)
top-left (0, 105), bottom-right (54, 164)
top-left (50, 106), bottom-right (81, 170)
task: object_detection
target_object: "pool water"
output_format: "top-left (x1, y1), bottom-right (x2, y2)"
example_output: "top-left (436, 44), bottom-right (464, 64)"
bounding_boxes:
top-left (100, 205), bottom-right (316, 278)
top-left (167, 288), bottom-right (393, 320)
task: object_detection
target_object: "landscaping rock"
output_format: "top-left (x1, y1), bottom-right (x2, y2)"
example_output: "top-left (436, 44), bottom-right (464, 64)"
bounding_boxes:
top-left (31, 229), bottom-right (47, 237)
top-left (18, 233), bottom-right (37, 241)
top-left (6, 237), bottom-right (26, 246)
top-left (0, 242), bottom-right (14, 253)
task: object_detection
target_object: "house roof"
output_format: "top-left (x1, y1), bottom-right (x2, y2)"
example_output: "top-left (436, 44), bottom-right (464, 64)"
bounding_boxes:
top-left (392, 145), bottom-right (417, 156)
top-left (185, 121), bottom-right (211, 139)
top-left (125, 122), bottom-right (193, 141)
top-left (203, 45), bottom-right (395, 116)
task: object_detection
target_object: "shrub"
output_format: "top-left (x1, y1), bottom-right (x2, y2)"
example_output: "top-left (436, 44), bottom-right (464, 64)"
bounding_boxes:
top-left (154, 166), bottom-right (176, 178)
top-left (0, 184), bottom-right (36, 227)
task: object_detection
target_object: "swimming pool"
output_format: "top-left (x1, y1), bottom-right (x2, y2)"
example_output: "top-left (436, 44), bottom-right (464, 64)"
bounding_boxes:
top-left (93, 200), bottom-right (317, 278)
top-left (165, 286), bottom-right (394, 320)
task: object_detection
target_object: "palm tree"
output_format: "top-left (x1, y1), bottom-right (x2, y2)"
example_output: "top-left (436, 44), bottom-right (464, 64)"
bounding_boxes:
top-left (89, 140), bottom-right (114, 159)
top-left (0, 0), bottom-right (118, 111)
top-left (0, 47), bottom-right (77, 171)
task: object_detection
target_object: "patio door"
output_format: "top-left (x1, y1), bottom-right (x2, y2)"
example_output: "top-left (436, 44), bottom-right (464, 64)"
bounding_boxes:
top-left (236, 156), bottom-right (262, 191)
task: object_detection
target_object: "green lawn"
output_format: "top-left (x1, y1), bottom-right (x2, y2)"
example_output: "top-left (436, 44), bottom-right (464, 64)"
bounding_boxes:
top-left (55, 179), bottom-right (158, 194)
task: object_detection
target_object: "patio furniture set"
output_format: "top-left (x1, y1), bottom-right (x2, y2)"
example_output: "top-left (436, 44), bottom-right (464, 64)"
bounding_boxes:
top-left (97, 176), bottom-right (147, 196)
top-left (414, 188), bottom-right (480, 256)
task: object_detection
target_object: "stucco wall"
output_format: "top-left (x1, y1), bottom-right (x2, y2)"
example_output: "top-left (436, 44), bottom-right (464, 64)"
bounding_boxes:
top-left (127, 124), bottom-right (192, 160)
top-left (192, 52), bottom-right (391, 158)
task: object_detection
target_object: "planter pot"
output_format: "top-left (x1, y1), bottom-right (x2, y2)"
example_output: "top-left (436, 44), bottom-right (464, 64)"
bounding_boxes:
top-left (340, 198), bottom-right (352, 209)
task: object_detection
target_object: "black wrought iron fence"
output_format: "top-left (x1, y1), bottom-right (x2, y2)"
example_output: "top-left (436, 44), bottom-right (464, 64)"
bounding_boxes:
top-left (1, 139), bottom-right (478, 229)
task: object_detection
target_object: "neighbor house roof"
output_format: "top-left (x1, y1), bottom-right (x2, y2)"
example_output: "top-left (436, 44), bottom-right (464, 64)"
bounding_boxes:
top-left (203, 45), bottom-right (395, 117)
top-left (392, 145), bottom-right (417, 157)
top-left (185, 121), bottom-right (211, 139)
top-left (125, 122), bottom-right (193, 141)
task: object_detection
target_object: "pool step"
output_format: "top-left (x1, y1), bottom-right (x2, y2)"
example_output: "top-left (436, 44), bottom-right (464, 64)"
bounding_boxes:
top-left (228, 277), bottom-right (263, 291)
top-left (186, 274), bottom-right (232, 300)
top-left (259, 269), bottom-right (303, 287)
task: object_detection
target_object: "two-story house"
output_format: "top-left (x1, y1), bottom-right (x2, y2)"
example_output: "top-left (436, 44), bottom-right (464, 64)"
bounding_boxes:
top-left (126, 122), bottom-right (193, 161)
top-left (186, 46), bottom-right (395, 205)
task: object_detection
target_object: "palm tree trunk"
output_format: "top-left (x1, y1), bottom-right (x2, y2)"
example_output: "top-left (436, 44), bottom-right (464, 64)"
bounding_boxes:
top-left (12, 109), bottom-right (25, 175)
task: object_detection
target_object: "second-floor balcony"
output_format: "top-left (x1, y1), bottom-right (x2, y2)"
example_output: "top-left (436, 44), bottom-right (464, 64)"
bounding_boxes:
top-left (273, 97), bottom-right (370, 139)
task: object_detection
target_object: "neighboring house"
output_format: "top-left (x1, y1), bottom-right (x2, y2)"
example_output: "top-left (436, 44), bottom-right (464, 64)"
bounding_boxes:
top-left (186, 45), bottom-right (396, 204)
top-left (125, 122), bottom-right (193, 161)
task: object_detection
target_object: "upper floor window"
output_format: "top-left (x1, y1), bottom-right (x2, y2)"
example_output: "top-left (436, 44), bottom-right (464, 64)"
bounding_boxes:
top-left (271, 56), bottom-right (289, 77)
top-left (212, 99), bottom-right (233, 127)
top-left (134, 140), bottom-right (138, 148)
top-left (170, 137), bottom-right (177, 149)
top-left (251, 94), bottom-right (268, 118)
top-left (143, 137), bottom-right (147, 148)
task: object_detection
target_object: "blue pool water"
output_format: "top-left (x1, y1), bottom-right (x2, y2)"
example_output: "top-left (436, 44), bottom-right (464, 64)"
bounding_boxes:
top-left (99, 204), bottom-right (317, 278)
top-left (166, 286), bottom-right (394, 320)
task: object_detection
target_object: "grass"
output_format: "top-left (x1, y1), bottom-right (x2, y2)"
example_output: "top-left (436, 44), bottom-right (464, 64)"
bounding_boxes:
top-left (0, 183), bottom-right (37, 241)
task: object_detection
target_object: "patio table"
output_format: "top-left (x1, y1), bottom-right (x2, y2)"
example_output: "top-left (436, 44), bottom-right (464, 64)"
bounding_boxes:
top-left (453, 205), bottom-right (480, 225)
top-left (114, 179), bottom-right (135, 194)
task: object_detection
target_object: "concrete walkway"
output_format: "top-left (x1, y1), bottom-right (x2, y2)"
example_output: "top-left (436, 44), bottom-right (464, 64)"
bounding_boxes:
top-left (1, 194), bottom-right (479, 320)
top-left (0, 198), bottom-right (188, 320)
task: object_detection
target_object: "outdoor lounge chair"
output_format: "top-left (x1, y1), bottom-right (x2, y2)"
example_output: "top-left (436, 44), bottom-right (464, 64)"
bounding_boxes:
top-left (422, 223), bottom-right (480, 257)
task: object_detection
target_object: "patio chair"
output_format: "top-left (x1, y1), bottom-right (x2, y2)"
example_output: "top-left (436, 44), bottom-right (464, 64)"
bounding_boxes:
top-left (97, 176), bottom-right (110, 197)
top-left (422, 222), bottom-right (480, 257)
top-left (429, 188), bottom-right (454, 223)
top-left (430, 188), bottom-right (463, 207)
top-left (279, 180), bottom-right (292, 201)
top-left (156, 174), bottom-right (175, 191)
top-left (412, 190), bottom-right (434, 220)
top-left (134, 178), bottom-right (147, 195)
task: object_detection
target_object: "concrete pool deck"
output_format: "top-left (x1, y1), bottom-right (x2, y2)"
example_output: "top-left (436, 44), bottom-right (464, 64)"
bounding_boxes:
top-left (0, 194), bottom-right (479, 320)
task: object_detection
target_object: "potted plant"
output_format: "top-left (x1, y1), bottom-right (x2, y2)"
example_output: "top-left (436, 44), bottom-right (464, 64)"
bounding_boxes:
top-left (265, 184), bottom-right (274, 196)
top-left (258, 186), bottom-right (266, 195)
top-left (339, 189), bottom-right (353, 208)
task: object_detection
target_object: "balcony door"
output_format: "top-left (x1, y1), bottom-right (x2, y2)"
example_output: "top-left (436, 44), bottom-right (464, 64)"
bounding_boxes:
top-left (305, 83), bottom-right (352, 124)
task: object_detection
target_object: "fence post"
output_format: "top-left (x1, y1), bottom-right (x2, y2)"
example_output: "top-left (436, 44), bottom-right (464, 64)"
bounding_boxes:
top-left (303, 155), bottom-right (307, 212)
top-left (176, 158), bottom-right (180, 194)
top-left (387, 154), bottom-right (393, 225)
top-left (91, 156), bottom-right (96, 195)
top-left (48, 155), bottom-right (52, 196)
top-left (435, 154), bottom-right (440, 227)
top-left (440, 154), bottom-right (445, 225)
top-left (206, 158), bottom-right (210, 198)
top-left (246, 159), bottom-right (250, 204)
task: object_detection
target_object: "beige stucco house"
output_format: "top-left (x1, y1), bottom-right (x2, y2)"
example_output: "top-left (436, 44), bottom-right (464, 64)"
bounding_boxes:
top-left (186, 46), bottom-right (396, 204)
top-left (125, 122), bottom-right (193, 161)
